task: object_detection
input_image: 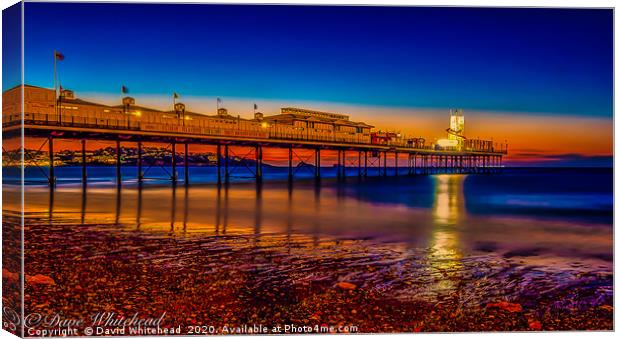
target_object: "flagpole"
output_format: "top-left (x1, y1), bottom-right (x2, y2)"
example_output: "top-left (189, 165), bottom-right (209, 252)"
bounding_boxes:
top-left (53, 50), bottom-right (57, 120)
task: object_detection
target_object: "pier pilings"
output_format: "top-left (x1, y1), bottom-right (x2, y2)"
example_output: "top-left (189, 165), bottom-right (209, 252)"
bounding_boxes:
top-left (39, 137), bottom-right (503, 187)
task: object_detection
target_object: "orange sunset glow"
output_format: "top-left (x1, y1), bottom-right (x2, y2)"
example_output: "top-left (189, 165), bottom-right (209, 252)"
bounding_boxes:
top-left (19, 94), bottom-right (612, 167)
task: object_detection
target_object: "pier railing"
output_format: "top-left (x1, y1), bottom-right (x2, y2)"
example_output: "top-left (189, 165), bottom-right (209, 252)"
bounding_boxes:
top-left (5, 112), bottom-right (508, 154)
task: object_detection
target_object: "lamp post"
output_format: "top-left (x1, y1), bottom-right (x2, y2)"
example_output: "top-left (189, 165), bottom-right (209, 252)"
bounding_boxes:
top-left (175, 103), bottom-right (186, 127)
top-left (122, 96), bottom-right (135, 129)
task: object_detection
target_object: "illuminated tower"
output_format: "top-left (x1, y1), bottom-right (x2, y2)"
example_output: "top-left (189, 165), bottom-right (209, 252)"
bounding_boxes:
top-left (447, 109), bottom-right (465, 149)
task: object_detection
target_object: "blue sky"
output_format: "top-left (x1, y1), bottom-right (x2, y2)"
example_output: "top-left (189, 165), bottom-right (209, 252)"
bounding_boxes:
top-left (2, 2), bottom-right (21, 89)
top-left (21, 3), bottom-right (613, 117)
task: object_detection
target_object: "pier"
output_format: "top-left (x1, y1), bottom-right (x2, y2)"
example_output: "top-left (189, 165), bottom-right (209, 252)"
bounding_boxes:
top-left (2, 85), bottom-right (507, 186)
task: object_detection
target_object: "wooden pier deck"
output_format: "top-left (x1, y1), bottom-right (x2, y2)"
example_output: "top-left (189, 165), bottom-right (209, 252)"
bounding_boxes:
top-left (3, 112), bottom-right (507, 186)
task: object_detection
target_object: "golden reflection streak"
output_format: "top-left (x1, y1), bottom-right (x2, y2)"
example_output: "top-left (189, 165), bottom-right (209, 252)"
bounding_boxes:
top-left (429, 174), bottom-right (465, 294)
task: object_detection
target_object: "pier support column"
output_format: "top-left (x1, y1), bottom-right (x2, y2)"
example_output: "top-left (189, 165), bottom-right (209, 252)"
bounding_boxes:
top-left (315, 148), bottom-right (321, 180)
top-left (465, 156), bottom-right (468, 173)
top-left (463, 155), bottom-right (467, 173)
top-left (383, 151), bottom-right (387, 177)
top-left (407, 154), bottom-right (412, 175)
top-left (336, 150), bottom-right (342, 180)
top-left (442, 155), bottom-right (445, 173)
top-left (342, 150), bottom-right (346, 179)
top-left (483, 156), bottom-right (487, 173)
top-left (116, 140), bottom-right (121, 186)
top-left (428, 154), bottom-right (437, 174)
top-left (452, 156), bottom-right (455, 173)
top-left (255, 145), bottom-right (263, 182)
top-left (48, 137), bottom-right (55, 186)
top-left (358, 151), bottom-right (362, 178)
top-left (394, 152), bottom-right (399, 176)
top-left (137, 141), bottom-right (143, 182)
top-left (184, 143), bottom-right (189, 186)
top-left (224, 145), bottom-right (229, 183)
top-left (418, 155), bottom-right (422, 175)
top-left (427, 154), bottom-right (435, 174)
top-left (288, 146), bottom-right (293, 182)
top-left (216, 144), bottom-right (222, 185)
top-left (81, 139), bottom-right (87, 185)
top-left (429, 155), bottom-right (432, 174)
top-left (428, 155), bottom-right (432, 174)
top-left (171, 141), bottom-right (177, 183)
top-left (449, 156), bottom-right (453, 173)
top-left (364, 151), bottom-right (368, 177)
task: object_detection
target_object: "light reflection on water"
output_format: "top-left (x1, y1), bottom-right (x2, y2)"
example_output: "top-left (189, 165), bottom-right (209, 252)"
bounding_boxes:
top-left (3, 169), bottom-right (612, 327)
top-left (429, 175), bottom-right (464, 294)
top-left (2, 170), bottom-right (613, 316)
top-left (8, 172), bottom-right (611, 274)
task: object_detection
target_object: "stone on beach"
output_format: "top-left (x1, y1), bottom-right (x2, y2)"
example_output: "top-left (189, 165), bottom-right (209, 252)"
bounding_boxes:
top-left (26, 274), bottom-right (56, 286)
top-left (2, 268), bottom-right (19, 281)
top-left (336, 282), bottom-right (357, 290)
top-left (486, 301), bottom-right (523, 313)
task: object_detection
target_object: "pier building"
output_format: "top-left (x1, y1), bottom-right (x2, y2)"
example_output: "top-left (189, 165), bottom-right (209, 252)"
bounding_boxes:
top-left (3, 84), bottom-right (508, 186)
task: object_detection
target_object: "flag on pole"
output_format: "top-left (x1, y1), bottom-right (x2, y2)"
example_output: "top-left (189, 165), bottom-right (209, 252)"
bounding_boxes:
top-left (254, 103), bottom-right (258, 110)
top-left (121, 85), bottom-right (129, 94)
top-left (173, 92), bottom-right (180, 99)
top-left (54, 51), bottom-right (64, 61)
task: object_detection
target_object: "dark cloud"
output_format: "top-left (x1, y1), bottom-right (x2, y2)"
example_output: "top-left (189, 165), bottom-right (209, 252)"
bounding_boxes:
top-left (513, 152), bottom-right (545, 157)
